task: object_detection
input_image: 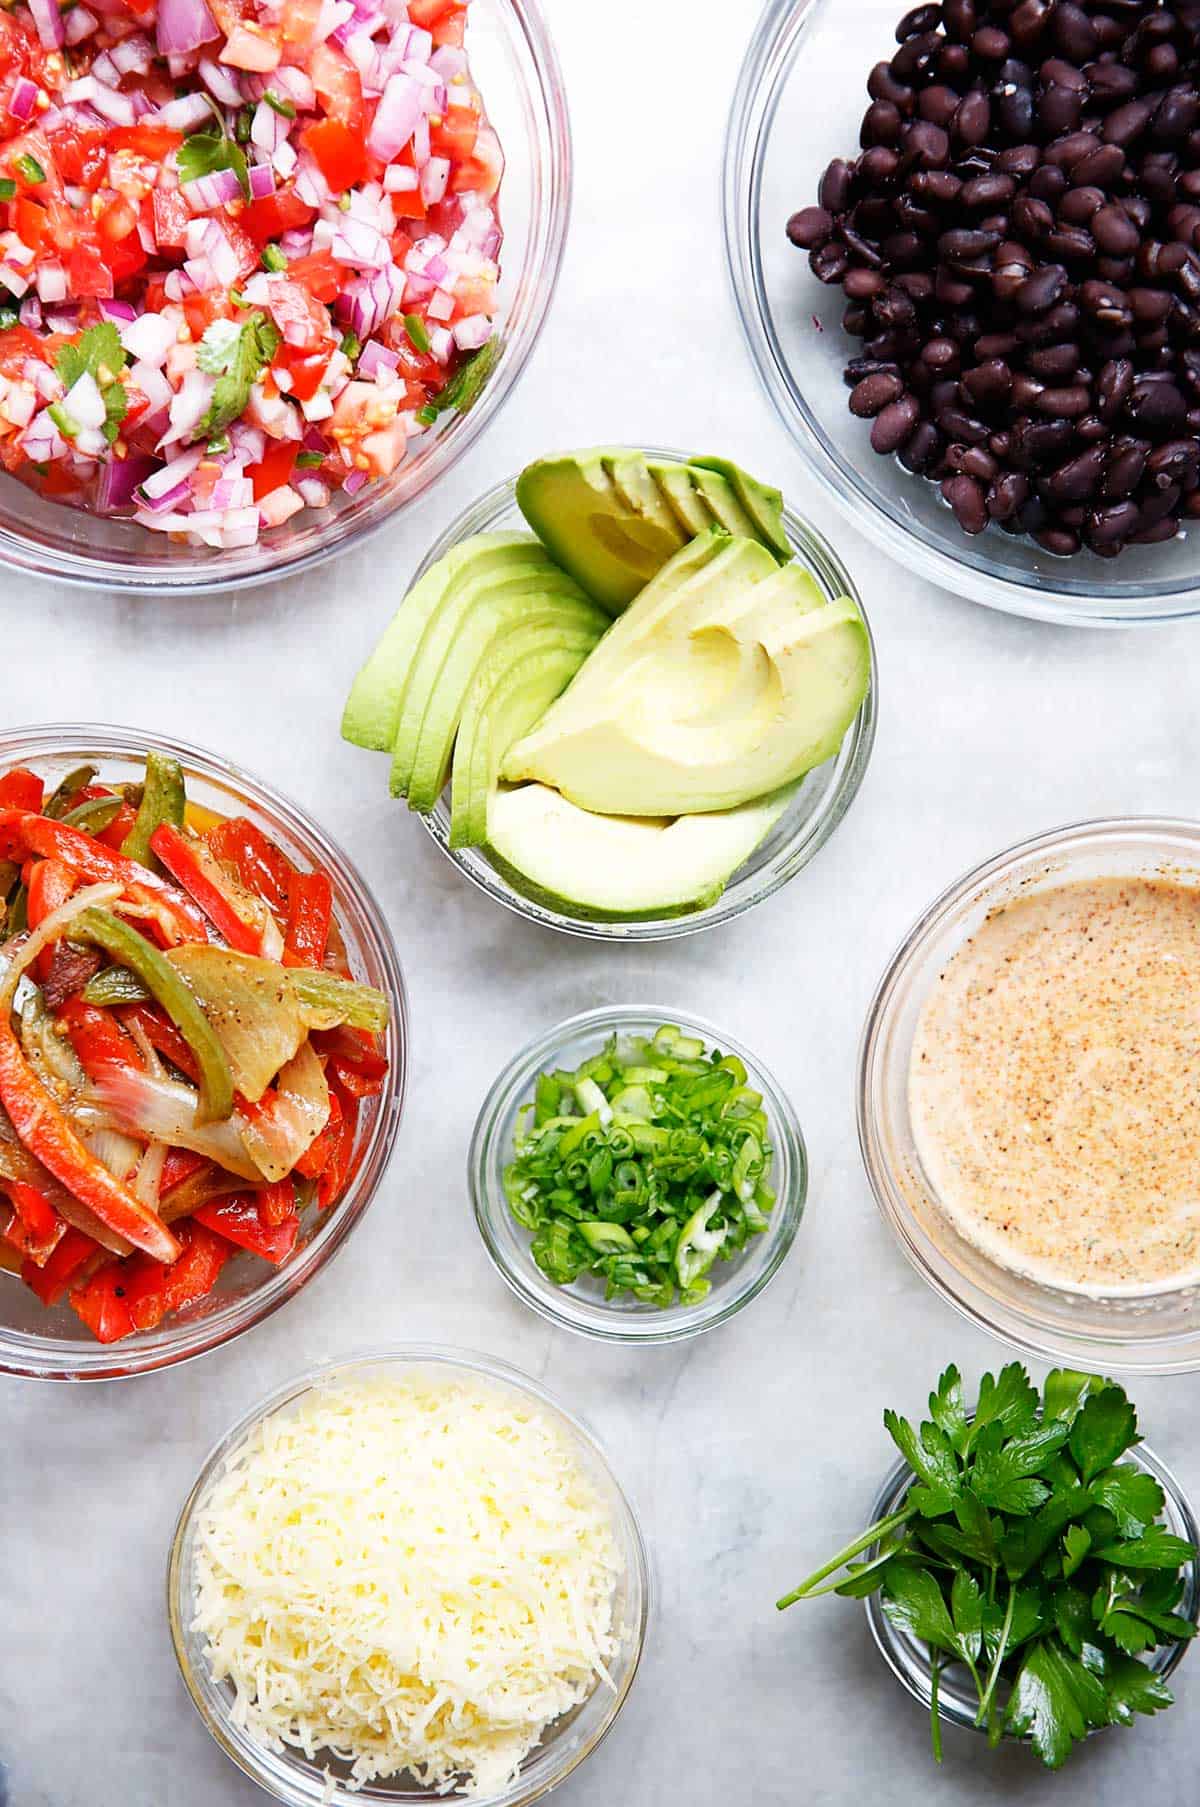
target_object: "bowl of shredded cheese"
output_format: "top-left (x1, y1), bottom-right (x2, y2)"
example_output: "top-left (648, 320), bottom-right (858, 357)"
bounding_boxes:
top-left (168, 1346), bottom-right (649, 1806)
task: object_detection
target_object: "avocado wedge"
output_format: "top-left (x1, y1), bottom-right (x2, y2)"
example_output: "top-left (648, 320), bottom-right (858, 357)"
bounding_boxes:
top-left (690, 455), bottom-right (791, 563)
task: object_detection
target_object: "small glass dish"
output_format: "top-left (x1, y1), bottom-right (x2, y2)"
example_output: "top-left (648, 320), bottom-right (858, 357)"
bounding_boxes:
top-left (168, 1346), bottom-right (650, 1807)
top-left (469, 1005), bottom-right (806, 1343)
top-left (859, 816), bottom-right (1200, 1374)
top-left (0, 724), bottom-right (407, 1381)
top-left (417, 446), bottom-right (877, 941)
top-left (865, 1437), bottom-right (1200, 1743)
top-left (724, 0), bottom-right (1200, 626)
top-left (0, 0), bottom-right (570, 596)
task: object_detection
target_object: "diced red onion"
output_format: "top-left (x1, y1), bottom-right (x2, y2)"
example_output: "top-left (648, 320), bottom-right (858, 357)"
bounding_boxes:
top-left (270, 66), bottom-right (315, 108)
top-left (293, 156), bottom-right (329, 209)
top-left (230, 422), bottom-right (266, 463)
top-left (62, 7), bottom-right (98, 42)
top-left (422, 252), bottom-right (448, 285)
top-left (383, 163), bottom-right (417, 194)
top-left (343, 468), bottom-right (368, 494)
top-left (198, 56), bottom-right (243, 105)
top-left (430, 45), bottom-right (467, 79)
top-left (0, 266), bottom-right (29, 298)
top-left (426, 287), bottom-right (454, 322)
top-left (300, 424), bottom-right (330, 453)
top-left (20, 414), bottom-right (68, 462)
top-left (156, 0), bottom-right (219, 56)
top-left (90, 50), bottom-right (118, 83)
top-left (110, 33), bottom-right (154, 74)
top-left (211, 475), bottom-right (254, 510)
top-left (412, 113), bottom-right (430, 165)
top-left (2, 384), bottom-right (34, 427)
top-left (313, 0), bottom-right (353, 42)
top-left (142, 445), bottom-right (203, 496)
top-left (122, 311), bottom-right (175, 366)
top-left (18, 296), bottom-right (41, 329)
top-left (98, 298), bottom-right (138, 324)
top-left (272, 139), bottom-right (298, 180)
top-left (182, 165), bottom-right (244, 209)
top-left (156, 89), bottom-right (217, 130)
top-left (129, 360), bottom-right (173, 413)
top-left (64, 371), bottom-right (107, 432)
top-left (452, 313), bottom-right (492, 352)
top-left (8, 79), bottom-right (38, 122)
top-left (331, 218), bottom-right (390, 269)
top-left (27, 0), bottom-right (63, 50)
top-left (128, 88), bottom-right (156, 119)
top-left (97, 452), bottom-right (157, 513)
top-left (137, 479), bottom-right (191, 514)
top-left (356, 339), bottom-right (399, 379)
top-left (367, 71), bottom-right (422, 160)
top-left (296, 476), bottom-right (329, 508)
top-left (161, 369), bottom-right (215, 445)
top-left (247, 162), bottom-right (275, 200)
top-left (420, 155), bottom-right (449, 206)
top-left (278, 226), bottom-right (313, 258)
top-left (35, 264), bottom-right (67, 304)
top-left (251, 101), bottom-right (287, 152)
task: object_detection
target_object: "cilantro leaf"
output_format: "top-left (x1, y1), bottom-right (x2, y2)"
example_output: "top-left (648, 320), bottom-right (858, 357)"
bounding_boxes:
top-left (1005, 1638), bottom-right (1109, 1768)
top-left (1090, 1465), bottom-right (1166, 1538)
top-left (55, 322), bottom-right (125, 394)
top-left (194, 311), bottom-right (280, 440)
top-left (881, 1565), bottom-right (959, 1658)
top-left (969, 1363), bottom-right (1040, 1447)
top-left (1069, 1385), bottom-right (1139, 1484)
top-left (884, 1410), bottom-right (960, 1516)
top-left (177, 127), bottom-right (249, 199)
top-left (927, 1363), bottom-right (969, 1455)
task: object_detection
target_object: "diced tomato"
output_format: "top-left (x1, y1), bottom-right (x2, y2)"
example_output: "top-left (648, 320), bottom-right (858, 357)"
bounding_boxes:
top-left (195, 1191), bottom-right (300, 1264)
top-left (0, 767), bottom-right (43, 810)
top-left (238, 189), bottom-right (316, 248)
top-left (151, 188), bottom-right (191, 253)
top-left (272, 341), bottom-right (328, 403)
top-left (281, 248), bottom-right (339, 306)
top-left (430, 104), bottom-right (479, 162)
top-left (300, 118), bottom-right (367, 193)
top-left (15, 197), bottom-right (49, 250)
top-left (246, 440), bottom-right (297, 500)
top-left (280, 0), bottom-right (323, 50)
top-left (260, 274), bottom-right (336, 352)
top-left (205, 816), bottom-right (292, 919)
top-left (22, 1225), bottom-right (98, 1306)
top-left (107, 123), bottom-right (185, 160)
top-left (407, 0), bottom-right (462, 24)
top-left (309, 40), bottom-right (364, 131)
top-left (66, 240), bottom-right (114, 301)
top-left (182, 289), bottom-right (228, 340)
top-left (103, 235), bottom-right (149, 291)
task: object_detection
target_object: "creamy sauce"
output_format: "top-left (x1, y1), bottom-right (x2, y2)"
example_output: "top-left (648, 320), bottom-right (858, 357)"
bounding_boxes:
top-left (909, 877), bottom-right (1200, 1295)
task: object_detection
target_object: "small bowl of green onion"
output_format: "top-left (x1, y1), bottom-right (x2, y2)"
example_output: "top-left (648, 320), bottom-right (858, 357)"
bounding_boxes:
top-left (469, 1006), bottom-right (806, 1343)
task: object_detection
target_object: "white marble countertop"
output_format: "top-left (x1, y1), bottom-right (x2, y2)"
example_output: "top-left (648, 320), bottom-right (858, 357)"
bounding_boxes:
top-left (4, 2), bottom-right (1200, 1803)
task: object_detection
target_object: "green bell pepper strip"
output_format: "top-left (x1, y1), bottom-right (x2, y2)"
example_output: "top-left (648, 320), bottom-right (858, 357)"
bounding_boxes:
top-left (60, 795), bottom-right (124, 834)
top-left (121, 750), bottom-right (186, 867)
top-left (81, 952), bottom-right (390, 1036)
top-left (43, 764), bottom-right (98, 820)
top-left (68, 908), bottom-right (234, 1123)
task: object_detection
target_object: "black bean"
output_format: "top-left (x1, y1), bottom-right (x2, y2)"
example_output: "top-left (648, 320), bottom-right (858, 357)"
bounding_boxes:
top-left (960, 445), bottom-right (999, 480)
top-left (850, 371), bottom-right (905, 416)
top-left (1127, 377), bottom-right (1189, 434)
top-left (844, 357), bottom-right (901, 387)
top-left (1036, 525), bottom-right (1081, 554)
top-left (811, 242), bottom-right (850, 283)
top-left (787, 207), bottom-right (834, 249)
top-left (1129, 516), bottom-right (1181, 544)
top-left (973, 25), bottom-right (1009, 60)
top-left (1147, 439), bottom-right (1200, 489)
top-left (1087, 499), bottom-right (1140, 542)
top-left (1052, 3), bottom-right (1098, 62)
top-left (819, 158), bottom-right (855, 214)
top-left (1039, 83), bottom-right (1084, 136)
top-left (961, 172), bottom-right (1016, 209)
top-left (872, 394), bottom-right (922, 451)
top-left (942, 473), bottom-right (988, 531)
top-left (899, 420), bottom-right (942, 471)
top-left (1080, 280), bottom-right (1133, 328)
top-left (918, 83), bottom-right (960, 127)
top-left (996, 83), bottom-right (1035, 139)
top-left (1011, 416), bottom-right (1074, 467)
top-left (1044, 446), bottom-right (1106, 500)
top-left (1089, 64), bottom-right (1138, 107)
top-left (1016, 265), bottom-right (1067, 313)
top-left (963, 358), bottom-right (1013, 404)
top-left (897, 4), bottom-right (942, 41)
top-left (1045, 227), bottom-right (1095, 262)
top-left (1012, 194), bottom-right (1054, 239)
top-left (869, 62), bottom-right (914, 108)
top-left (987, 470), bottom-right (1030, 517)
top-left (1101, 438), bottom-right (1147, 496)
top-left (1059, 185), bottom-right (1104, 225)
top-left (905, 120), bottom-right (951, 167)
top-left (1072, 142), bottom-right (1125, 186)
top-left (1036, 384), bottom-right (1092, 418)
top-left (1027, 343), bottom-right (1079, 379)
top-left (1104, 98), bottom-right (1155, 147)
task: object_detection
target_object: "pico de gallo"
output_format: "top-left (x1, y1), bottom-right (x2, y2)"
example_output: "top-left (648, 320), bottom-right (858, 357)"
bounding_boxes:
top-left (0, 0), bottom-right (502, 547)
top-left (0, 751), bottom-right (391, 1342)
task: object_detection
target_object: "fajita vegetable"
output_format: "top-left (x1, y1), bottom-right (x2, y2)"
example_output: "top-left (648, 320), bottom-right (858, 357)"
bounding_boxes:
top-left (504, 1023), bottom-right (774, 1307)
top-left (777, 1364), bottom-right (1197, 1770)
top-left (0, 749), bottom-right (390, 1341)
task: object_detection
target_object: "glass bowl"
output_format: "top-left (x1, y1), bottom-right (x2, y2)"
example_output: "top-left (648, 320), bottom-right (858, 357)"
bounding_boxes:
top-left (416, 446), bottom-right (877, 941)
top-left (724, 0), bottom-right (1200, 626)
top-left (865, 1436), bottom-right (1199, 1742)
top-left (0, 724), bottom-right (407, 1381)
top-left (167, 1345), bottom-right (650, 1807)
top-left (858, 816), bottom-right (1200, 1374)
top-left (469, 1005), bottom-right (807, 1343)
top-left (0, 0), bottom-right (570, 596)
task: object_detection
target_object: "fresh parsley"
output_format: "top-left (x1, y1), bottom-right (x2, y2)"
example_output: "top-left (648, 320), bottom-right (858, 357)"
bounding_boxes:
top-left (176, 126), bottom-right (249, 199)
top-left (777, 1364), bottom-right (1196, 1770)
top-left (55, 322), bottom-right (128, 445)
top-left (194, 310), bottom-right (280, 439)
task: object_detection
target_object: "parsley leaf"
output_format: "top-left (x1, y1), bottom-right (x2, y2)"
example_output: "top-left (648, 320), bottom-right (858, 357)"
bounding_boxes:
top-left (1069, 1385), bottom-right (1139, 1484)
top-left (1005, 1638), bottom-right (1109, 1768)
top-left (969, 1363), bottom-right (1040, 1447)
top-left (1091, 1465), bottom-right (1166, 1538)
top-left (1100, 1650), bottom-right (1175, 1724)
top-left (1090, 1527), bottom-right (1197, 1570)
top-left (1062, 1524), bottom-right (1092, 1579)
top-left (971, 1419), bottom-right (1071, 1514)
top-left (1042, 1369), bottom-right (1097, 1428)
top-left (884, 1410), bottom-right (960, 1517)
top-left (176, 127), bottom-right (249, 199)
top-left (927, 1363), bottom-right (969, 1456)
top-left (194, 311), bottom-right (280, 440)
top-left (881, 1564), bottom-right (959, 1658)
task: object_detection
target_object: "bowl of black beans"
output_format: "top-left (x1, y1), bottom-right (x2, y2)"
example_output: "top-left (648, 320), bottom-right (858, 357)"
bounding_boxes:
top-left (724, 0), bottom-right (1200, 624)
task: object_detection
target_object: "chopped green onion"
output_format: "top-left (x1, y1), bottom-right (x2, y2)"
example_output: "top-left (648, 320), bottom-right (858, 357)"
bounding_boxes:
top-left (261, 243), bottom-right (287, 273)
top-left (403, 313), bottom-right (431, 354)
top-left (263, 89), bottom-right (296, 119)
top-left (14, 154), bottom-right (45, 185)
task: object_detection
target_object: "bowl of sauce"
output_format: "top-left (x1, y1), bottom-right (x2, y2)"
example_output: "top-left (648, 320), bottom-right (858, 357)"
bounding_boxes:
top-left (859, 818), bottom-right (1200, 1373)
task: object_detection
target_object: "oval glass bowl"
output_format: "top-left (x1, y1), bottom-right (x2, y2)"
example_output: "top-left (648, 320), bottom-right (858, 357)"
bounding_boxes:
top-left (0, 0), bottom-right (570, 595)
top-left (865, 1438), bottom-right (1199, 1740)
top-left (470, 1005), bottom-right (807, 1343)
top-left (0, 724), bottom-right (407, 1381)
top-left (168, 1346), bottom-right (650, 1807)
top-left (859, 817), bottom-right (1200, 1375)
top-left (418, 448), bottom-right (877, 940)
top-left (724, 0), bottom-right (1200, 626)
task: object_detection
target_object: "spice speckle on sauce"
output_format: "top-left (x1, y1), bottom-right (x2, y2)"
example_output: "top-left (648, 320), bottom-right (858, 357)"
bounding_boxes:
top-left (909, 877), bottom-right (1200, 1296)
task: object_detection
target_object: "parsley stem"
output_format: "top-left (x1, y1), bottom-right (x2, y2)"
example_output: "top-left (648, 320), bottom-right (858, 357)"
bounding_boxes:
top-left (976, 1580), bottom-right (1015, 1736)
top-left (776, 1505), bottom-right (915, 1609)
top-left (930, 1655), bottom-right (944, 1764)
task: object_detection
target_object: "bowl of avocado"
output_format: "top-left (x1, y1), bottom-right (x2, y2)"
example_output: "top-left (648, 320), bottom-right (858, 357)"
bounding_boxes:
top-left (341, 445), bottom-right (877, 940)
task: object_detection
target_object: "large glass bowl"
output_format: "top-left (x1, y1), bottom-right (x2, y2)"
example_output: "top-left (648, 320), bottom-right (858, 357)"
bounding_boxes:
top-left (0, 724), bottom-right (407, 1380)
top-left (167, 1346), bottom-right (650, 1807)
top-left (469, 1005), bottom-right (807, 1344)
top-left (864, 1436), bottom-right (1199, 1743)
top-left (724, 0), bottom-right (1200, 626)
top-left (0, 0), bottom-right (570, 596)
top-left (414, 447), bottom-right (877, 940)
top-left (858, 817), bottom-right (1200, 1374)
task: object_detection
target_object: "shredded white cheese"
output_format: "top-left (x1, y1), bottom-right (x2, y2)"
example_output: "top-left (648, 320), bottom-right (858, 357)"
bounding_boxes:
top-left (192, 1372), bottom-right (623, 1796)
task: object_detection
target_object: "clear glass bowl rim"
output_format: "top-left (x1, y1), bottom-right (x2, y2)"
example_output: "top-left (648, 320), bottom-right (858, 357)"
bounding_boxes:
top-left (0, 0), bottom-right (571, 597)
top-left (167, 1343), bottom-right (651, 1807)
top-left (469, 1003), bottom-right (807, 1344)
top-left (857, 814), bottom-right (1200, 1374)
top-left (413, 443), bottom-right (877, 941)
top-left (721, 0), bottom-right (1200, 627)
top-left (863, 1434), bottom-right (1200, 1737)
top-left (0, 722), bottom-right (409, 1380)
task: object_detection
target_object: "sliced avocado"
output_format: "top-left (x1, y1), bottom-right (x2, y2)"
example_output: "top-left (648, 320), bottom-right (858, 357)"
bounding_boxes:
top-left (484, 781), bottom-right (798, 922)
top-left (516, 449), bottom-right (695, 615)
top-left (603, 451), bottom-right (686, 558)
top-left (690, 455), bottom-right (792, 564)
top-left (399, 564), bottom-right (602, 811)
top-left (688, 465), bottom-right (762, 543)
top-left (341, 531), bottom-right (532, 751)
top-left (503, 579), bottom-right (870, 817)
top-left (449, 623), bottom-right (605, 848)
top-left (649, 461), bottom-right (713, 537)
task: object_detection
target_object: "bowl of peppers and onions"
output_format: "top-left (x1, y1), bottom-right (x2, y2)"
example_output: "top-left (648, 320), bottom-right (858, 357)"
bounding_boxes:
top-left (469, 1006), bottom-right (807, 1345)
top-left (0, 728), bottom-right (405, 1377)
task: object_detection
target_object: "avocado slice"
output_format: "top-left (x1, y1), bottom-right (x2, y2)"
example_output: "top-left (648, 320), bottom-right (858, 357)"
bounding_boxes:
top-left (515, 451), bottom-right (678, 615)
top-left (399, 565), bottom-right (601, 811)
top-left (341, 531), bottom-right (533, 752)
top-left (603, 451), bottom-right (687, 558)
top-left (449, 619), bottom-right (606, 848)
top-left (688, 465), bottom-right (763, 543)
top-left (503, 577), bottom-right (870, 816)
top-left (649, 461), bottom-right (713, 537)
top-left (690, 455), bottom-right (792, 564)
top-left (484, 781), bottom-right (798, 921)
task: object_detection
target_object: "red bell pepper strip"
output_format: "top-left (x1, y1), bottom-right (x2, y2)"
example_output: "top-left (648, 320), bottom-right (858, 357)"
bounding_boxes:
top-left (0, 768), bottom-right (44, 811)
top-left (22, 1224), bottom-right (98, 1305)
top-left (159, 1146), bottom-right (208, 1195)
top-left (57, 996), bottom-right (144, 1085)
top-left (97, 803), bottom-right (139, 852)
top-left (313, 1027), bottom-right (389, 1098)
top-left (150, 823), bottom-right (263, 953)
top-left (282, 870), bottom-right (332, 969)
top-left (28, 857), bottom-right (77, 980)
top-left (205, 816), bottom-right (292, 919)
top-left (68, 1262), bottom-right (135, 1342)
top-left (195, 1193), bottom-right (300, 1265)
top-left (294, 1080), bottom-right (356, 1207)
top-left (122, 1219), bottom-right (230, 1333)
top-left (0, 1016), bottom-right (180, 1264)
top-left (3, 1177), bottom-right (61, 1245)
top-left (256, 1176), bottom-right (296, 1226)
top-left (116, 1002), bottom-right (202, 1085)
top-left (0, 811), bottom-right (209, 945)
